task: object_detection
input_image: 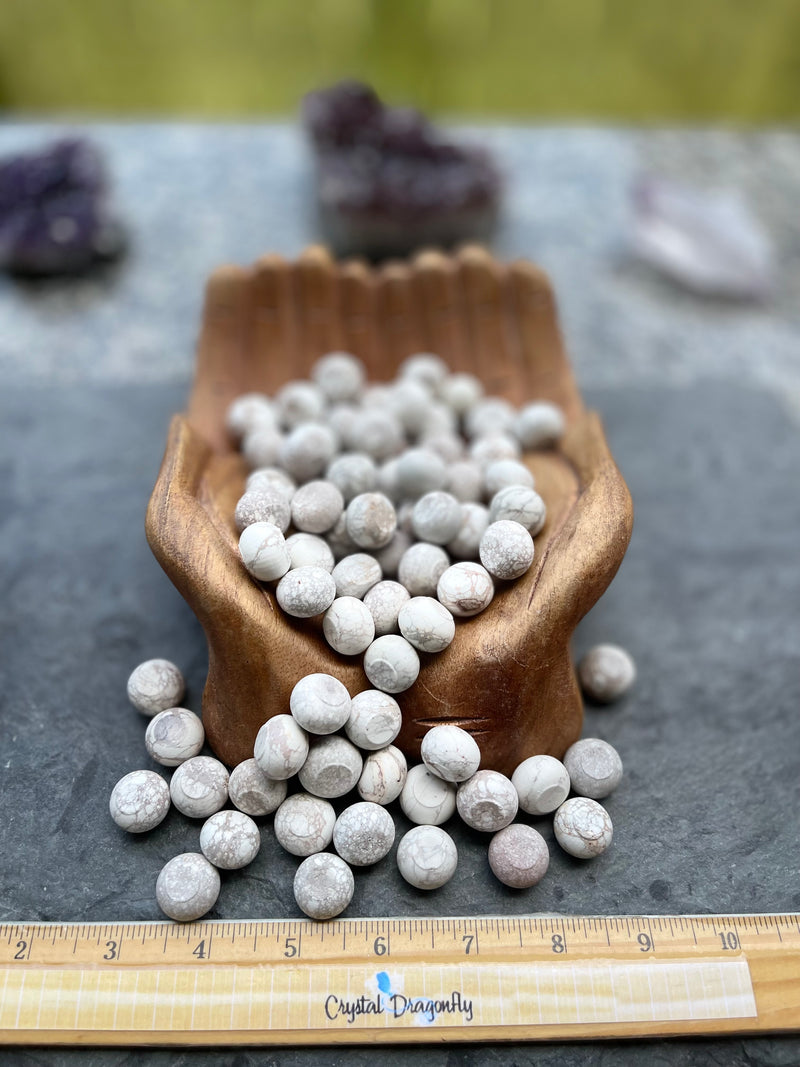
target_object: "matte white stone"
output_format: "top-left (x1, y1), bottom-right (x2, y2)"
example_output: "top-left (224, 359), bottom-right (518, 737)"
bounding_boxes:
top-left (464, 398), bottom-right (516, 439)
top-left (399, 352), bottom-right (449, 389)
top-left (278, 422), bottom-right (338, 482)
top-left (254, 714), bottom-right (309, 780)
top-left (298, 735), bottom-right (363, 798)
top-left (109, 769), bottom-right (170, 833)
top-left (234, 487), bottom-right (291, 533)
top-left (345, 690), bottom-right (402, 751)
top-left (420, 724), bottom-right (481, 783)
top-left (363, 579), bottom-right (411, 636)
top-left (411, 491), bottom-right (463, 545)
top-left (396, 825), bottom-right (458, 889)
top-left (483, 458), bottom-right (535, 497)
top-left (275, 379), bottom-right (325, 428)
top-left (242, 426), bottom-right (283, 470)
top-left (246, 466), bottom-right (295, 498)
top-left (156, 853), bottom-right (220, 922)
top-left (239, 522), bottom-right (291, 582)
top-left (311, 351), bottom-right (365, 402)
top-left (397, 597), bottom-right (455, 653)
top-left (127, 658), bottom-right (185, 717)
top-left (562, 738), bottom-right (623, 800)
top-left (469, 432), bottom-right (521, 468)
top-left (343, 408), bottom-right (405, 462)
top-left (331, 553), bottom-right (382, 599)
top-left (554, 797), bottom-right (613, 859)
top-left (345, 492), bottom-right (397, 550)
top-left (513, 401), bottom-right (566, 450)
top-left (479, 520), bottom-right (535, 580)
top-left (512, 754), bottom-right (571, 815)
top-left (489, 485), bottom-right (546, 535)
top-left (333, 802), bottom-right (396, 866)
top-left (436, 561), bottom-right (494, 617)
top-left (326, 452), bottom-right (378, 503)
top-left (274, 793), bottom-right (336, 856)
top-left (145, 707), bottom-right (205, 767)
top-left (199, 810), bottom-right (261, 869)
top-left (488, 824), bottom-right (550, 888)
top-left (395, 447), bottom-right (447, 498)
top-left (284, 532), bottom-right (335, 572)
top-left (397, 542), bottom-right (450, 598)
top-left (446, 459), bottom-right (484, 503)
top-left (446, 502), bottom-right (490, 560)
top-left (456, 769), bottom-right (518, 832)
top-left (169, 756), bottom-right (229, 818)
top-left (400, 764), bottom-right (457, 825)
top-left (323, 595), bottom-right (376, 655)
top-left (275, 566), bottom-right (337, 617)
top-left (363, 635), bottom-right (420, 694)
top-left (228, 758), bottom-right (287, 816)
top-left (577, 644), bottom-right (637, 704)
top-left (290, 480), bottom-right (344, 534)
top-left (226, 392), bottom-right (276, 440)
top-left (294, 852), bottom-right (354, 920)
top-left (437, 372), bottom-right (483, 415)
top-left (289, 673), bottom-right (352, 734)
top-left (357, 745), bottom-right (408, 805)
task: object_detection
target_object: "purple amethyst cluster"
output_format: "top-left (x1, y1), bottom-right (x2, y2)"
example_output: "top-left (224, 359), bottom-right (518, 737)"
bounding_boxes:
top-left (303, 81), bottom-right (501, 258)
top-left (0, 138), bottom-right (124, 275)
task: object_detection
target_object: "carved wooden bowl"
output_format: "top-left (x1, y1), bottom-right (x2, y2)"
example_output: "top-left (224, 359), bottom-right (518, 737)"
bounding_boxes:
top-left (146, 245), bottom-right (633, 777)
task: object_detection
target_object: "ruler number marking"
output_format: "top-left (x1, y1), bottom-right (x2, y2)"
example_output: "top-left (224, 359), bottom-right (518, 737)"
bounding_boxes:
top-left (283, 935), bottom-right (300, 958)
top-left (103, 940), bottom-right (119, 961)
top-left (462, 934), bottom-right (476, 955)
top-left (13, 940), bottom-right (28, 961)
top-left (719, 931), bottom-right (740, 951)
top-left (636, 932), bottom-right (653, 953)
top-left (192, 939), bottom-right (209, 960)
top-left (373, 935), bottom-right (389, 957)
top-left (551, 933), bottom-right (566, 954)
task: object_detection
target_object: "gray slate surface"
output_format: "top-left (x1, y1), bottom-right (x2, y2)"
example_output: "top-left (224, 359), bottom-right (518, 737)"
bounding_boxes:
top-left (0, 122), bottom-right (799, 1066)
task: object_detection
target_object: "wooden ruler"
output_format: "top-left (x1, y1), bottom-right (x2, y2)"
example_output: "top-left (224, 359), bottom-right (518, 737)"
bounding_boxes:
top-left (1, 914), bottom-right (798, 1045)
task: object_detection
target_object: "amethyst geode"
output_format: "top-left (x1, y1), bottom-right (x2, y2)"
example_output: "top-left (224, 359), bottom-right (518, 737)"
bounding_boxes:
top-left (303, 81), bottom-right (501, 258)
top-left (0, 138), bottom-right (124, 275)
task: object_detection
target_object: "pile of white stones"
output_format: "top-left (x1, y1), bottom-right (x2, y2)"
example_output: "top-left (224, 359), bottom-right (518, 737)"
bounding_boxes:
top-left (111, 643), bottom-right (635, 922)
top-left (230, 351), bottom-right (561, 692)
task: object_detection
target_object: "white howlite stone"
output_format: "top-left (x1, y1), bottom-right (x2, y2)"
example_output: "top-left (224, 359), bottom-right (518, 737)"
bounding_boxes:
top-left (345, 690), bottom-right (402, 750)
top-left (419, 431), bottom-right (463, 463)
top-left (290, 673), bottom-right (352, 734)
top-left (145, 707), bottom-right (205, 767)
top-left (109, 770), bottom-right (170, 833)
top-left (436, 562), bottom-right (494, 617)
top-left (488, 824), bottom-right (550, 888)
top-left (446, 502), bottom-right (490, 560)
top-left (513, 401), bottom-right (566, 450)
top-left (397, 542), bottom-right (450, 597)
top-left (275, 379), bottom-right (325, 428)
top-left (285, 532), bottom-right (335, 572)
top-left (363, 580), bottom-right (411, 636)
top-left (326, 452), bottom-right (378, 502)
top-left (298, 735), bottom-right (363, 799)
top-left (464, 397), bottom-right (516, 439)
top-left (294, 852), bottom-right (354, 920)
top-left (326, 513), bottom-right (358, 561)
top-left (311, 351), bottom-right (366, 402)
top-left (344, 408), bottom-right (405, 462)
top-left (274, 793), bottom-right (336, 856)
top-left (421, 400), bottom-right (458, 437)
top-left (420, 725), bottom-right (481, 783)
top-left (562, 738), bottom-right (623, 800)
top-left (387, 379), bottom-right (434, 437)
top-left (479, 520), bottom-right (535, 580)
top-left (411, 491), bottom-right (463, 545)
top-left (396, 825), bottom-right (458, 889)
top-left (373, 530), bottom-right (412, 581)
top-left (290, 480), bottom-right (344, 534)
top-left (199, 810), bottom-right (261, 870)
top-left (400, 764), bottom-right (457, 825)
top-left (395, 447), bottom-right (448, 498)
top-left (327, 403), bottom-right (360, 443)
top-left (323, 596), bottom-right (376, 655)
top-left (363, 635), bottom-right (420, 694)
top-left (398, 597), bottom-right (455, 653)
top-left (489, 485), bottom-right (547, 535)
top-left (469, 432), bottom-right (521, 467)
top-left (437, 372), bottom-right (483, 415)
top-left (228, 758), bottom-right (287, 816)
top-left (456, 770), bottom-right (518, 832)
top-left (242, 426), bottom-right (284, 470)
top-left (275, 566), bottom-right (337, 617)
top-left (279, 422), bottom-right (338, 482)
top-left (333, 802), bottom-right (396, 866)
top-left (446, 459), bottom-right (484, 503)
top-left (331, 553), bottom-right (382, 599)
top-left (234, 487), bottom-right (291, 534)
top-left (399, 352), bottom-right (449, 389)
top-left (395, 500), bottom-right (416, 535)
top-left (226, 392), bottom-right (277, 440)
top-left (483, 458), bottom-right (535, 497)
top-left (377, 455), bottom-right (402, 502)
top-left (127, 659), bottom-right (185, 716)
top-left (156, 853), bottom-right (220, 922)
top-left (254, 714), bottom-right (309, 780)
top-left (358, 745), bottom-right (408, 805)
top-left (239, 522), bottom-right (291, 582)
top-left (512, 755), bottom-right (571, 815)
top-left (554, 797), bottom-right (613, 859)
top-left (169, 756), bottom-right (229, 819)
top-left (246, 466), bottom-right (295, 498)
top-left (345, 492), bottom-right (397, 550)
top-left (577, 644), bottom-right (637, 704)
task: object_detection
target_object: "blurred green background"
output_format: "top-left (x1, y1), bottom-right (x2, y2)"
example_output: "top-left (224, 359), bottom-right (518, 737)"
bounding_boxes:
top-left (2, 0), bottom-right (799, 120)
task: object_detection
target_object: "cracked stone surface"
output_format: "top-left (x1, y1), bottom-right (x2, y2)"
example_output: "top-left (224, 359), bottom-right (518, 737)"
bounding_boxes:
top-left (0, 122), bottom-right (799, 1066)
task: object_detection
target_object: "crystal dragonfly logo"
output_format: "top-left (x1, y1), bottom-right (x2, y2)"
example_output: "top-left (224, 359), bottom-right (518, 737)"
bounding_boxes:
top-left (323, 971), bottom-right (474, 1026)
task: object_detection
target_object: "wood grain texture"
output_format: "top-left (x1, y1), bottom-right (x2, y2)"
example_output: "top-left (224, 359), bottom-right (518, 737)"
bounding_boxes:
top-left (146, 246), bottom-right (633, 773)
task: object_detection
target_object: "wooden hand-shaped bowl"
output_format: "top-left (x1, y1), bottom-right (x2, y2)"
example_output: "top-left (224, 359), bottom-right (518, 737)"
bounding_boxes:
top-left (146, 246), bottom-right (633, 777)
